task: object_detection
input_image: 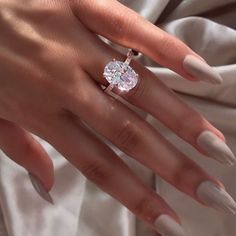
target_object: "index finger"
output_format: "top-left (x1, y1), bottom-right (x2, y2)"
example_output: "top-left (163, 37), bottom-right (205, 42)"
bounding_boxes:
top-left (70, 0), bottom-right (222, 84)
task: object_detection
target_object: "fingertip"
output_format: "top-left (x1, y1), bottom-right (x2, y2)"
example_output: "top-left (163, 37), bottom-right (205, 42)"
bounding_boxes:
top-left (33, 156), bottom-right (55, 192)
top-left (28, 172), bottom-right (54, 204)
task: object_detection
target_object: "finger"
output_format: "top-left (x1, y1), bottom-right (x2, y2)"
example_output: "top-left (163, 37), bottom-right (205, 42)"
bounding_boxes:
top-left (70, 0), bottom-right (223, 84)
top-left (82, 43), bottom-right (235, 165)
top-left (64, 72), bottom-right (236, 214)
top-left (0, 119), bottom-right (54, 202)
top-left (44, 112), bottom-right (187, 236)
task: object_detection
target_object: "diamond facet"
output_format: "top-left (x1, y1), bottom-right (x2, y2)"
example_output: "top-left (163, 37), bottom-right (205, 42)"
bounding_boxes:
top-left (103, 61), bottom-right (138, 92)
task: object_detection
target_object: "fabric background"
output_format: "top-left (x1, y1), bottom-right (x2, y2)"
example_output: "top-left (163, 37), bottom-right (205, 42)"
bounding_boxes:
top-left (0, 0), bottom-right (235, 235)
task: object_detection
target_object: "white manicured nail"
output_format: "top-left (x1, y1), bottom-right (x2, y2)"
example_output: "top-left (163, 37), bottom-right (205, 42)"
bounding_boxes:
top-left (28, 173), bottom-right (54, 204)
top-left (197, 131), bottom-right (236, 165)
top-left (154, 215), bottom-right (186, 236)
top-left (197, 181), bottom-right (236, 214)
top-left (183, 55), bottom-right (223, 84)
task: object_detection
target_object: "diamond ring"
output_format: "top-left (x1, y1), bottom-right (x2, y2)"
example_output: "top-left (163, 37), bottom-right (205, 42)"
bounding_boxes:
top-left (103, 49), bottom-right (139, 93)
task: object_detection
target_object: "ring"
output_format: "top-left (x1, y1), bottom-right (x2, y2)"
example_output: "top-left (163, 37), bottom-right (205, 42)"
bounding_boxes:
top-left (103, 49), bottom-right (139, 93)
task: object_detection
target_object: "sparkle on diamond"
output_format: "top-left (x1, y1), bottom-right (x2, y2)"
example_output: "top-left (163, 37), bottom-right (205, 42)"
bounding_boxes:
top-left (103, 61), bottom-right (138, 91)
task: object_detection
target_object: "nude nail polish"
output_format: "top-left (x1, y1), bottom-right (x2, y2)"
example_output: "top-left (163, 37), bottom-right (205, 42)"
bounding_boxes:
top-left (28, 173), bottom-right (54, 204)
top-left (154, 215), bottom-right (186, 236)
top-left (197, 181), bottom-right (236, 214)
top-left (197, 131), bottom-right (236, 165)
top-left (183, 55), bottom-right (223, 84)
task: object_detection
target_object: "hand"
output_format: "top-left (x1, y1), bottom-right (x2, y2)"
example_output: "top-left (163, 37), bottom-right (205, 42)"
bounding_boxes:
top-left (0, 1), bottom-right (235, 235)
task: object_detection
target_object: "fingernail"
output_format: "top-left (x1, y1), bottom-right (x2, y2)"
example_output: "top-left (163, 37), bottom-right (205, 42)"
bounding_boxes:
top-left (28, 173), bottom-right (54, 204)
top-left (197, 131), bottom-right (236, 165)
top-left (154, 215), bottom-right (186, 236)
top-left (183, 55), bottom-right (223, 84)
top-left (197, 181), bottom-right (236, 214)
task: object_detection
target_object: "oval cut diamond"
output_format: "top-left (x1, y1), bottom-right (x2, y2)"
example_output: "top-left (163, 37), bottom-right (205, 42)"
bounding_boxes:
top-left (103, 61), bottom-right (138, 91)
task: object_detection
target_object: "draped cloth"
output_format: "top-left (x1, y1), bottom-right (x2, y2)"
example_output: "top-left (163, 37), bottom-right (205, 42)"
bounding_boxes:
top-left (0, 0), bottom-right (235, 235)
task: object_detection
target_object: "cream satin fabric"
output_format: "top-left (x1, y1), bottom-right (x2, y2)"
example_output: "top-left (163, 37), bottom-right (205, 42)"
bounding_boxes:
top-left (0, 1), bottom-right (235, 235)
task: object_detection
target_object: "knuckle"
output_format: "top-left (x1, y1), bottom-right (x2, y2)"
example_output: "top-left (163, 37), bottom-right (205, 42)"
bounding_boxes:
top-left (109, 9), bottom-right (139, 41)
top-left (60, 73), bottom-right (90, 107)
top-left (115, 121), bottom-right (140, 153)
top-left (173, 161), bottom-right (197, 187)
top-left (158, 35), bottom-right (181, 58)
top-left (132, 195), bottom-right (158, 222)
top-left (175, 110), bottom-right (203, 139)
top-left (81, 162), bottom-right (111, 184)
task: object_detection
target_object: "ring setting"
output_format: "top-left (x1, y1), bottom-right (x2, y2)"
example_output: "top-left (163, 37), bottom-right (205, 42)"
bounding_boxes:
top-left (103, 50), bottom-right (139, 92)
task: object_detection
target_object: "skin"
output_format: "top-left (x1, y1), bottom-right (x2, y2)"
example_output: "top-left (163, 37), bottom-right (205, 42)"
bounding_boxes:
top-left (0, 0), bottom-right (226, 229)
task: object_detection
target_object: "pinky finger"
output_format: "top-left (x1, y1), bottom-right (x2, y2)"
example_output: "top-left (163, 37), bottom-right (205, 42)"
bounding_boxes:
top-left (0, 118), bottom-right (54, 203)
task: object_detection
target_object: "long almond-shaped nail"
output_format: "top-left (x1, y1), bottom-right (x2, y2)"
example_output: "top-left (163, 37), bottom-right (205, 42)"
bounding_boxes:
top-left (197, 181), bottom-right (236, 214)
top-left (28, 173), bottom-right (54, 204)
top-left (197, 131), bottom-right (236, 165)
top-left (154, 215), bottom-right (186, 236)
top-left (183, 55), bottom-right (223, 84)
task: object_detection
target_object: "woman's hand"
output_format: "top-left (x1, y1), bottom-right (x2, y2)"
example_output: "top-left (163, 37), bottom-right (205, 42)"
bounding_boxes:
top-left (0, 0), bottom-right (235, 235)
